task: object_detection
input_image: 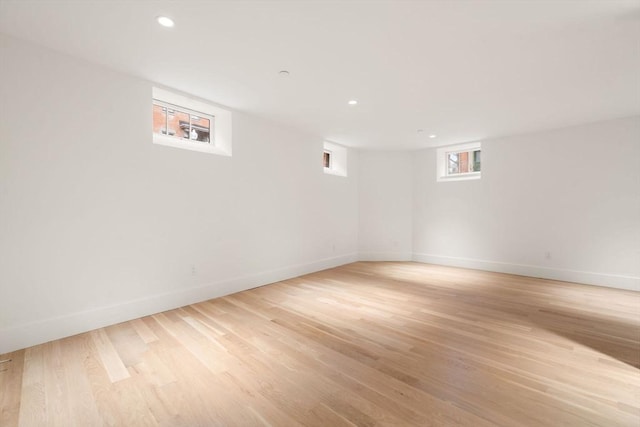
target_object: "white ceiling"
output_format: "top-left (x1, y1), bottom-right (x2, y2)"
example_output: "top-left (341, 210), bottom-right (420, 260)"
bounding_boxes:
top-left (1, 0), bottom-right (639, 149)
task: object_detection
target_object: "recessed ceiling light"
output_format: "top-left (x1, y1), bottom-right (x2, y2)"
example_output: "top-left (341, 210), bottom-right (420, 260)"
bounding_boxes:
top-left (279, 70), bottom-right (290, 77)
top-left (429, 134), bottom-right (437, 138)
top-left (157, 16), bottom-right (175, 28)
top-left (348, 100), bottom-right (358, 105)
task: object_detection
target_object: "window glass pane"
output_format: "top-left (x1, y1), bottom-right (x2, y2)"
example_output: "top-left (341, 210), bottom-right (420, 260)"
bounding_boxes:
top-left (473, 150), bottom-right (481, 172)
top-left (323, 152), bottom-right (331, 168)
top-left (189, 115), bottom-right (211, 143)
top-left (152, 104), bottom-right (167, 135)
top-left (459, 151), bottom-right (469, 173)
top-left (153, 102), bottom-right (213, 144)
top-left (167, 108), bottom-right (190, 138)
top-left (448, 153), bottom-right (459, 174)
top-left (438, 143), bottom-right (481, 181)
top-left (448, 150), bottom-right (481, 175)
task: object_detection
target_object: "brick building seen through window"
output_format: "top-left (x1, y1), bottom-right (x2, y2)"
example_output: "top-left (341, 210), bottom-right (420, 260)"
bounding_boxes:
top-left (153, 102), bottom-right (212, 143)
top-left (448, 150), bottom-right (481, 174)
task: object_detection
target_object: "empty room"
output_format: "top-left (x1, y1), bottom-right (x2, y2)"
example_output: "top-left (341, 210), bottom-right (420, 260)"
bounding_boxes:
top-left (1, 1), bottom-right (639, 426)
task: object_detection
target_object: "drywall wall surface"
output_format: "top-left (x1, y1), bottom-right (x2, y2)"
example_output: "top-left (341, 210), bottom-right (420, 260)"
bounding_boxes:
top-left (0, 34), bottom-right (358, 353)
top-left (412, 116), bottom-right (640, 290)
top-left (358, 151), bottom-right (413, 260)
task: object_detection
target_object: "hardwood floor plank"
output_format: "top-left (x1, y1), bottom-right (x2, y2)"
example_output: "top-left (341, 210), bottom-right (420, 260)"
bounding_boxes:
top-left (66, 335), bottom-right (114, 426)
top-left (17, 346), bottom-right (46, 427)
top-left (89, 329), bottom-right (130, 383)
top-left (0, 351), bottom-right (24, 427)
top-left (131, 318), bottom-right (159, 344)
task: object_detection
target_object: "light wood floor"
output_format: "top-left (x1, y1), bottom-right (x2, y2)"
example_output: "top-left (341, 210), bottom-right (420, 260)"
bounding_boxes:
top-left (1, 262), bottom-right (639, 426)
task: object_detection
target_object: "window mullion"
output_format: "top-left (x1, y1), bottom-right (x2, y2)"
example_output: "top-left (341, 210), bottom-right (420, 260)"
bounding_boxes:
top-left (165, 105), bottom-right (168, 136)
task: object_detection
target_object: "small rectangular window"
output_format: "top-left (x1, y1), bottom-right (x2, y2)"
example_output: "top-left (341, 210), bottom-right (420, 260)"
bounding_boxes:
top-left (152, 87), bottom-right (232, 156)
top-left (323, 150), bottom-right (332, 169)
top-left (437, 142), bottom-right (481, 182)
top-left (323, 141), bottom-right (347, 177)
top-left (472, 150), bottom-right (481, 172)
top-left (153, 100), bottom-right (213, 144)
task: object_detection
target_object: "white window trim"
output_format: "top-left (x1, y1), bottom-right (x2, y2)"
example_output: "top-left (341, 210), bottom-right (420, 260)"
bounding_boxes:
top-left (152, 87), bottom-right (232, 156)
top-left (437, 141), bottom-right (481, 182)
top-left (323, 141), bottom-right (347, 177)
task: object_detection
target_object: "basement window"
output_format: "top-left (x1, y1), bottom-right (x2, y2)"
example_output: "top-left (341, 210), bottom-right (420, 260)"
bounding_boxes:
top-left (323, 150), bottom-right (332, 169)
top-left (152, 87), bottom-right (232, 156)
top-left (323, 141), bottom-right (347, 177)
top-left (153, 101), bottom-right (212, 143)
top-left (437, 142), bottom-right (481, 182)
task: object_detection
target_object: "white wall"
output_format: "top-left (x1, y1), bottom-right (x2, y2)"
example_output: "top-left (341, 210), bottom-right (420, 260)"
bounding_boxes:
top-left (358, 151), bottom-right (413, 260)
top-left (413, 116), bottom-right (640, 290)
top-left (0, 35), bottom-right (358, 354)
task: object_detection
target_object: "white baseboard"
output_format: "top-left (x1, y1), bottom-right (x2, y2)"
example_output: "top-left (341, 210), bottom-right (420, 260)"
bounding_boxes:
top-left (412, 253), bottom-right (640, 292)
top-left (0, 253), bottom-right (358, 355)
top-left (358, 252), bottom-right (413, 262)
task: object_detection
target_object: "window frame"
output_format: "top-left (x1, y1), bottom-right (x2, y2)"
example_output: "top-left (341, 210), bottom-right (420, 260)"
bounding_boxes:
top-left (323, 150), bottom-right (333, 170)
top-left (153, 99), bottom-right (214, 144)
top-left (436, 142), bottom-right (481, 182)
top-left (152, 87), bottom-right (232, 156)
top-left (323, 141), bottom-right (347, 177)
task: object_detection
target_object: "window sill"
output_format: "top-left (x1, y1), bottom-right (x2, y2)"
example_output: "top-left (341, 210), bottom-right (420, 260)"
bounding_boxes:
top-left (324, 167), bottom-right (347, 177)
top-left (153, 134), bottom-right (231, 156)
top-left (437, 172), bottom-right (481, 182)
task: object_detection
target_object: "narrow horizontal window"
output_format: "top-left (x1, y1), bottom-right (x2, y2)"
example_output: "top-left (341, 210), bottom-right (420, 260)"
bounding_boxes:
top-left (447, 149), bottom-right (481, 175)
top-left (323, 150), bottom-right (332, 169)
top-left (152, 100), bottom-right (213, 144)
top-left (152, 87), bottom-right (232, 156)
top-left (437, 142), bottom-right (481, 182)
top-left (323, 141), bottom-right (347, 177)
